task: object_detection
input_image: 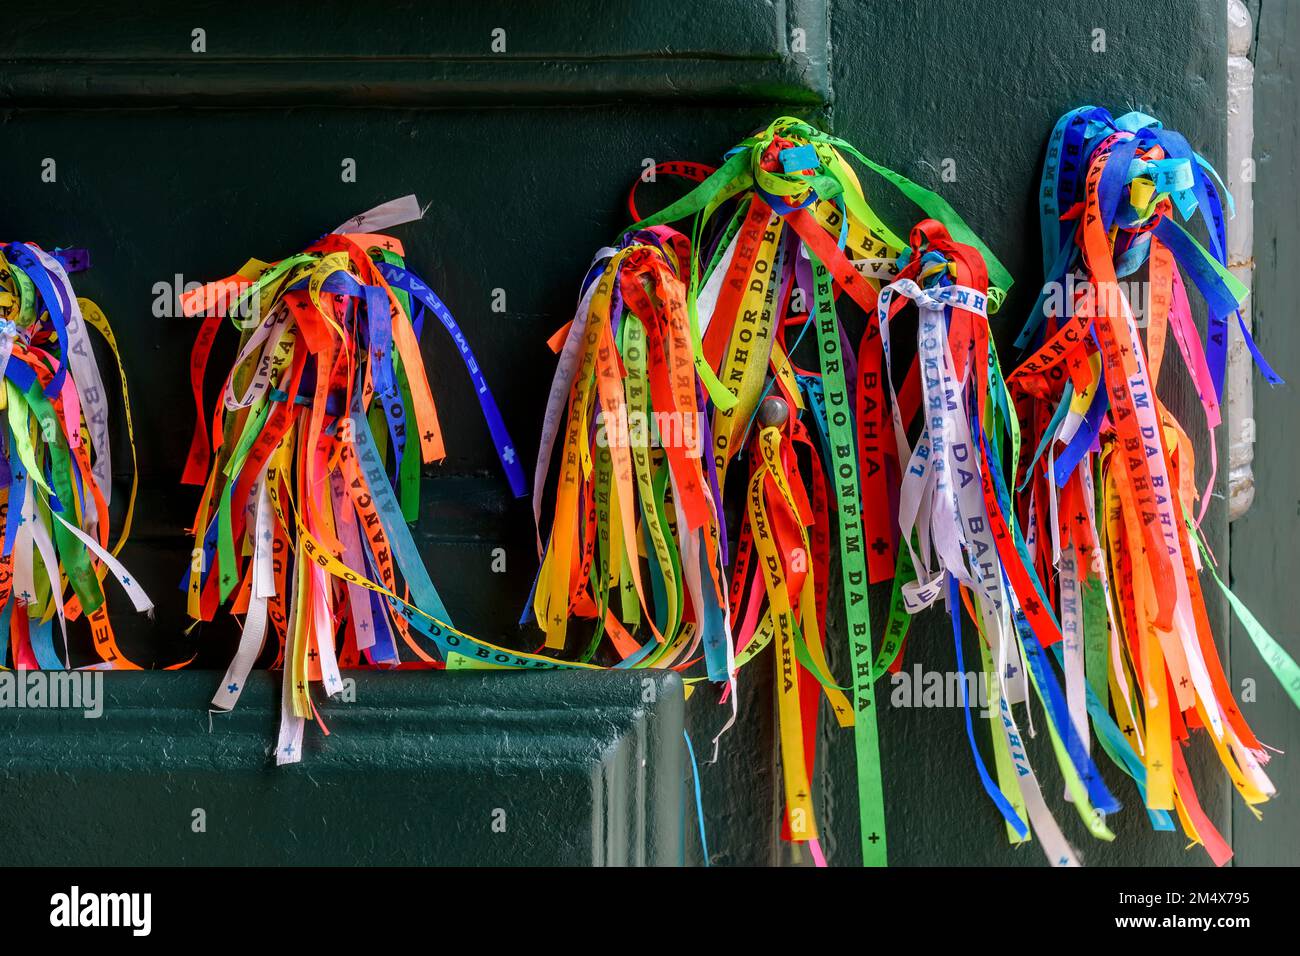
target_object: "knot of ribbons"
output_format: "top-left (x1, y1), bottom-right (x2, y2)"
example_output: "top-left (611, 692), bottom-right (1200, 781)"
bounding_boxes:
top-left (532, 117), bottom-right (1014, 865)
top-left (0, 242), bottom-right (150, 671)
top-left (181, 199), bottom-right (539, 764)
top-left (530, 229), bottom-right (728, 674)
top-left (1007, 106), bottom-right (1296, 867)
top-left (867, 216), bottom-right (1130, 867)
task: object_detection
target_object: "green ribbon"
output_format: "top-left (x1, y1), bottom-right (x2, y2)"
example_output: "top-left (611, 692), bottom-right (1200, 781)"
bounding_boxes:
top-left (1192, 518), bottom-right (1300, 711)
top-left (810, 252), bottom-right (887, 865)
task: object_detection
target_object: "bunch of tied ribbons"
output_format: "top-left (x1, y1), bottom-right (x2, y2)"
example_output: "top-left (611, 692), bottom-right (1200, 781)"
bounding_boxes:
top-left (530, 117), bottom-right (1018, 864)
top-left (0, 242), bottom-right (151, 670)
top-left (1008, 107), bottom-right (1298, 865)
top-left (181, 197), bottom-right (547, 764)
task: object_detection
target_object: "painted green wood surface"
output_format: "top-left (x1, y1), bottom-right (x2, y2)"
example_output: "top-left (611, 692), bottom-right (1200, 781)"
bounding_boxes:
top-left (0, 670), bottom-right (686, 865)
top-left (0, 0), bottom-right (1286, 867)
top-left (1231, 0), bottom-right (1299, 868)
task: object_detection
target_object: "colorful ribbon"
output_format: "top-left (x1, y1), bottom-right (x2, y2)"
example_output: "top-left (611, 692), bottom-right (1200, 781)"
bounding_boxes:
top-left (182, 198), bottom-right (534, 762)
top-left (1008, 107), bottom-right (1294, 866)
top-left (868, 219), bottom-right (1124, 866)
top-left (528, 117), bottom-right (1010, 865)
top-left (526, 227), bottom-right (739, 790)
top-left (0, 242), bottom-right (151, 670)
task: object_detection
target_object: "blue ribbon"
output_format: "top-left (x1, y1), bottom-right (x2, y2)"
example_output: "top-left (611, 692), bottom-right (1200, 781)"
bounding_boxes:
top-left (376, 262), bottom-right (527, 499)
